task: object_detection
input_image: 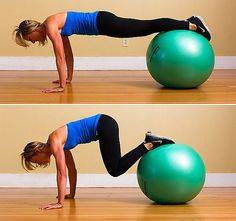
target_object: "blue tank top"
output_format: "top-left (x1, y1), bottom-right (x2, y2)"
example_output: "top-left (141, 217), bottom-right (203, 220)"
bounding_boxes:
top-left (64, 114), bottom-right (102, 150)
top-left (61, 11), bottom-right (99, 36)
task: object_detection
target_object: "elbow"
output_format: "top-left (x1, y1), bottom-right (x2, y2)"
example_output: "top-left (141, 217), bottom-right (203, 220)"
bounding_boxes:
top-left (56, 56), bottom-right (66, 65)
top-left (69, 168), bottom-right (77, 175)
top-left (72, 166), bottom-right (77, 173)
top-left (58, 171), bottom-right (67, 179)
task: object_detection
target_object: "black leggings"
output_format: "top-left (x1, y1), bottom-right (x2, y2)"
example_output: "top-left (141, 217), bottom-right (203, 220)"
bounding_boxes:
top-left (97, 114), bottom-right (148, 177)
top-left (97, 11), bottom-right (189, 38)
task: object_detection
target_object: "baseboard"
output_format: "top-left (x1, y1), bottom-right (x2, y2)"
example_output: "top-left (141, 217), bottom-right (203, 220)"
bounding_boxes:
top-left (0, 56), bottom-right (235, 70)
top-left (0, 173), bottom-right (235, 188)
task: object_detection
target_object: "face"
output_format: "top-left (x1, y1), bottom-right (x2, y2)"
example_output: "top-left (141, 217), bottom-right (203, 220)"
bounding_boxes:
top-left (30, 152), bottom-right (50, 166)
top-left (24, 29), bottom-right (45, 44)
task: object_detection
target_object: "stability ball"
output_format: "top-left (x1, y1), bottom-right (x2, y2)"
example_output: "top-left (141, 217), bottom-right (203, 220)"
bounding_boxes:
top-left (146, 30), bottom-right (215, 88)
top-left (137, 144), bottom-right (206, 204)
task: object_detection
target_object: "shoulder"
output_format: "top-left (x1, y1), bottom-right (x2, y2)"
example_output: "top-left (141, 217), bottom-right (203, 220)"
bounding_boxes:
top-left (44, 12), bottom-right (67, 29)
top-left (49, 126), bottom-right (65, 142)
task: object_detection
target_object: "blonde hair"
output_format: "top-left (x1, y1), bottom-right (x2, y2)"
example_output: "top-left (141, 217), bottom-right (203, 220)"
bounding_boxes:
top-left (13, 20), bottom-right (47, 47)
top-left (21, 141), bottom-right (49, 171)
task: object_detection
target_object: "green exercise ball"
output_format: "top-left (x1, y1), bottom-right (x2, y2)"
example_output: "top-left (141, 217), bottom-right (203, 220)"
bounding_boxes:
top-left (137, 144), bottom-right (206, 204)
top-left (146, 30), bottom-right (215, 88)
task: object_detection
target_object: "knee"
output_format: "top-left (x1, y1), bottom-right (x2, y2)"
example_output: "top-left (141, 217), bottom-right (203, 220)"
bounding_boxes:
top-left (108, 169), bottom-right (121, 177)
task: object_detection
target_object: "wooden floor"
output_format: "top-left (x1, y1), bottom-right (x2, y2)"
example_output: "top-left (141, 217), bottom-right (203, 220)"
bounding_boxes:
top-left (0, 188), bottom-right (235, 220)
top-left (0, 70), bottom-right (236, 104)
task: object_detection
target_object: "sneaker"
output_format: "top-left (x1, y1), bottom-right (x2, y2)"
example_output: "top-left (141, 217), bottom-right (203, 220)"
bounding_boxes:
top-left (187, 15), bottom-right (211, 41)
top-left (145, 131), bottom-right (175, 149)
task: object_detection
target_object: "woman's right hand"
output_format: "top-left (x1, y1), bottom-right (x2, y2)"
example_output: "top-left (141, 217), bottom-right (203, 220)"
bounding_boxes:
top-left (42, 86), bottom-right (65, 93)
top-left (40, 202), bottom-right (63, 210)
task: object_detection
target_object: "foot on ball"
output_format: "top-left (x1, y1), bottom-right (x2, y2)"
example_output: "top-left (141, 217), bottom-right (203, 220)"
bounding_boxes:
top-left (145, 131), bottom-right (175, 149)
top-left (187, 15), bottom-right (211, 41)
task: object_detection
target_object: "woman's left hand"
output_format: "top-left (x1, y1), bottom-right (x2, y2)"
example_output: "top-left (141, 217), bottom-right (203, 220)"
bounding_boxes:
top-left (42, 86), bottom-right (65, 93)
top-left (56, 193), bottom-right (75, 199)
top-left (52, 79), bottom-right (71, 84)
top-left (40, 202), bottom-right (63, 210)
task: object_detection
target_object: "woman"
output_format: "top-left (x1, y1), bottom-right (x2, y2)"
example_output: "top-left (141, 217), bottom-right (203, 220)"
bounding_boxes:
top-left (13, 11), bottom-right (211, 93)
top-left (21, 114), bottom-right (175, 210)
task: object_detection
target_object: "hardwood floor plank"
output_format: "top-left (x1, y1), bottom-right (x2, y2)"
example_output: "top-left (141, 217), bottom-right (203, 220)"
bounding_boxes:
top-left (0, 70), bottom-right (235, 104)
top-left (0, 188), bottom-right (235, 220)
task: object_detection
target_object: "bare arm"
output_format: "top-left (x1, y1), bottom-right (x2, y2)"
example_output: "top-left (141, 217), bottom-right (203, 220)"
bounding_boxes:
top-left (54, 146), bottom-right (67, 205)
top-left (52, 37), bottom-right (74, 84)
top-left (43, 21), bottom-right (67, 93)
top-left (41, 135), bottom-right (67, 210)
top-left (62, 37), bottom-right (74, 82)
top-left (65, 150), bottom-right (77, 197)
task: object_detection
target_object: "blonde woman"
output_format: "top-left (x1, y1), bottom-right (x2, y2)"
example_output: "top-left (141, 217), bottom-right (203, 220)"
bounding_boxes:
top-left (21, 114), bottom-right (175, 210)
top-left (13, 11), bottom-right (211, 93)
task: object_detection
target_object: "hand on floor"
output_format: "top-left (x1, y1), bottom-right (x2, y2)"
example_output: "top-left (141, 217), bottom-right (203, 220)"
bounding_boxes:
top-left (40, 202), bottom-right (63, 210)
top-left (42, 86), bottom-right (65, 93)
